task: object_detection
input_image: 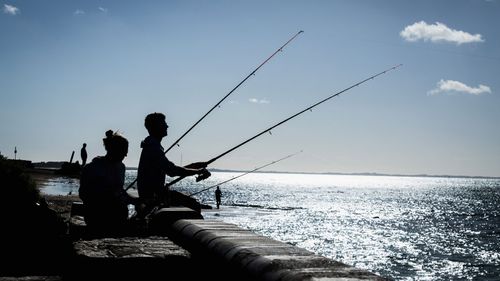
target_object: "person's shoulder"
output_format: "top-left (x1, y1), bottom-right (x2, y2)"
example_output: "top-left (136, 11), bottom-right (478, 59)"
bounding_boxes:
top-left (85, 156), bottom-right (106, 168)
top-left (81, 156), bottom-right (104, 178)
top-left (142, 136), bottom-right (163, 147)
top-left (92, 156), bottom-right (105, 162)
top-left (141, 137), bottom-right (165, 156)
top-left (141, 136), bottom-right (154, 145)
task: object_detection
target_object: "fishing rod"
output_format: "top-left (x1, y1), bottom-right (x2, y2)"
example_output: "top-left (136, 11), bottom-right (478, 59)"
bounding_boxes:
top-left (204, 64), bottom-right (402, 165)
top-left (124, 31), bottom-right (303, 192)
top-left (165, 64), bottom-right (402, 188)
top-left (188, 150), bottom-right (302, 197)
top-left (165, 30), bottom-right (304, 154)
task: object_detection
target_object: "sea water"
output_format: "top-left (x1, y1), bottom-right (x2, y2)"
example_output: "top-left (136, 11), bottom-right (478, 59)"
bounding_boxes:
top-left (39, 171), bottom-right (500, 281)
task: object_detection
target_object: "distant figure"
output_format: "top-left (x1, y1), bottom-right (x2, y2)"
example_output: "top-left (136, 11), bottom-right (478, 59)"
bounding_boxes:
top-left (80, 143), bottom-right (88, 166)
top-left (79, 130), bottom-right (140, 237)
top-left (215, 186), bottom-right (222, 209)
top-left (137, 112), bottom-right (211, 214)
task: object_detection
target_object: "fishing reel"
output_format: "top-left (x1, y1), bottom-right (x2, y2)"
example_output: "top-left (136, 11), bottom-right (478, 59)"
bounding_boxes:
top-left (196, 169), bottom-right (211, 182)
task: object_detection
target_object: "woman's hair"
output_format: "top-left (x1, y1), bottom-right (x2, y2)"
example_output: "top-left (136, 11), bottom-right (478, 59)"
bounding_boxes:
top-left (103, 130), bottom-right (128, 154)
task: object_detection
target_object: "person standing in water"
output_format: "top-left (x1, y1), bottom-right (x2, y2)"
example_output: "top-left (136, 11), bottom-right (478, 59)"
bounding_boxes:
top-left (215, 186), bottom-right (222, 209)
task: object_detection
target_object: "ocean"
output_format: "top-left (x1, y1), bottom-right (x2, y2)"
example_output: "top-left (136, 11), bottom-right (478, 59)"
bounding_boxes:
top-left (39, 171), bottom-right (500, 281)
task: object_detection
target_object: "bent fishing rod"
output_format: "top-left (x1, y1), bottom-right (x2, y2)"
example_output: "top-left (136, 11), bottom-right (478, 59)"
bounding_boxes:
top-left (165, 64), bottom-right (402, 188)
top-left (188, 150), bottom-right (302, 197)
top-left (165, 30), bottom-right (304, 154)
top-left (124, 31), bottom-right (303, 192)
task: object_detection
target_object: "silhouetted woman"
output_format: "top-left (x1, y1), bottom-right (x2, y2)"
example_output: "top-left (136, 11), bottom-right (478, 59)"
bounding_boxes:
top-left (79, 130), bottom-right (139, 237)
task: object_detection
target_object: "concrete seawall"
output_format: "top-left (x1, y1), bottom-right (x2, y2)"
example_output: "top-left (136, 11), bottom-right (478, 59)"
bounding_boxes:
top-left (67, 206), bottom-right (389, 281)
top-left (166, 218), bottom-right (387, 280)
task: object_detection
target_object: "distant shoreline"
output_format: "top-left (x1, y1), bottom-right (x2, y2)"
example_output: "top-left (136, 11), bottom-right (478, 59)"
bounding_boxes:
top-left (208, 169), bottom-right (500, 180)
top-left (30, 161), bottom-right (500, 180)
top-left (130, 167), bottom-right (500, 180)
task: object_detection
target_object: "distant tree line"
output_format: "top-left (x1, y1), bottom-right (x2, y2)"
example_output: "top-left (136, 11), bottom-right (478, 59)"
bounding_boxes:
top-left (33, 161), bottom-right (66, 169)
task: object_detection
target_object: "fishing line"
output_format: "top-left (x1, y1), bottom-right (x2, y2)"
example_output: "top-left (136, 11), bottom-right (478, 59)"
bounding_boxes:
top-left (165, 30), bottom-right (304, 153)
top-left (188, 150), bottom-right (302, 197)
top-left (125, 31), bottom-right (303, 191)
top-left (165, 64), bottom-right (402, 188)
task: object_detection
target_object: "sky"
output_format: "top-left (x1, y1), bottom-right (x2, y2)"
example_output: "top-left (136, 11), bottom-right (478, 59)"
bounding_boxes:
top-left (1, 0), bottom-right (499, 177)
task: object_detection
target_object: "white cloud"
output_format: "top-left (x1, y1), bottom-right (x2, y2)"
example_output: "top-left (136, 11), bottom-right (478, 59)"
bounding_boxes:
top-left (98, 7), bottom-right (108, 13)
top-left (3, 4), bottom-right (19, 15)
top-left (428, 79), bottom-right (492, 96)
top-left (400, 21), bottom-right (484, 45)
top-left (74, 9), bottom-right (85, 15)
top-left (249, 98), bottom-right (270, 104)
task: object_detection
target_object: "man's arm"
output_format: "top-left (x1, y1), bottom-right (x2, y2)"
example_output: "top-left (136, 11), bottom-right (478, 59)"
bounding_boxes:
top-left (171, 164), bottom-right (209, 179)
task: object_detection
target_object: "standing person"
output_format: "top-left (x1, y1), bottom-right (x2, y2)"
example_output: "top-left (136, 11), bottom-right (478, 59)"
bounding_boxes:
top-left (79, 130), bottom-right (140, 237)
top-left (80, 143), bottom-right (88, 166)
top-left (215, 186), bottom-right (222, 209)
top-left (137, 112), bottom-right (210, 214)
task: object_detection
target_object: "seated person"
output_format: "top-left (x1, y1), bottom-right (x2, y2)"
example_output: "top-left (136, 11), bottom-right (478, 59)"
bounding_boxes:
top-left (79, 130), bottom-right (139, 237)
top-left (137, 112), bottom-right (210, 214)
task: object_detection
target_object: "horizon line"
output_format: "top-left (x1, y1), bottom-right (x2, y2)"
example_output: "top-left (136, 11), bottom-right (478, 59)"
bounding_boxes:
top-left (27, 160), bottom-right (500, 180)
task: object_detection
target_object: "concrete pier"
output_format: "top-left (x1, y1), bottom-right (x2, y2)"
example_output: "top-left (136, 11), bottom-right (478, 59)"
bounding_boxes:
top-left (66, 236), bottom-right (195, 281)
top-left (65, 206), bottom-right (388, 281)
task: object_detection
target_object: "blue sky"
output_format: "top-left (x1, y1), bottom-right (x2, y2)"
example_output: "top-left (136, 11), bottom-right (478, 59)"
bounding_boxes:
top-left (1, 0), bottom-right (499, 177)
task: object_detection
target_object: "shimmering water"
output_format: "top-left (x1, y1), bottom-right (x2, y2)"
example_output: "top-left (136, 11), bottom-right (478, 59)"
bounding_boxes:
top-left (39, 171), bottom-right (500, 281)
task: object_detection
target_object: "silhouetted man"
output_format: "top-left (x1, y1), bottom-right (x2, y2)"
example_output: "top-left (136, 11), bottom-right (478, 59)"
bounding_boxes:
top-left (215, 186), bottom-right (222, 209)
top-left (80, 143), bottom-right (87, 166)
top-left (137, 112), bottom-right (210, 213)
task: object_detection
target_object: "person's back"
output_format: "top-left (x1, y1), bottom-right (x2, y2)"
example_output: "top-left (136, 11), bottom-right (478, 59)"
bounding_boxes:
top-left (80, 157), bottom-right (128, 225)
top-left (79, 131), bottom-right (137, 237)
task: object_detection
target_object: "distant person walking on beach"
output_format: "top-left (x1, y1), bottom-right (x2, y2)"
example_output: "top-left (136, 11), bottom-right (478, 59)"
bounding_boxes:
top-left (137, 112), bottom-right (211, 214)
top-left (80, 143), bottom-right (88, 166)
top-left (215, 186), bottom-right (222, 209)
top-left (79, 130), bottom-right (140, 237)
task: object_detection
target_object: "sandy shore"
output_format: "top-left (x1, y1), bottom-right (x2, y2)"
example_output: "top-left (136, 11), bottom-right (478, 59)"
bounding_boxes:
top-left (43, 194), bottom-right (81, 221)
top-left (27, 169), bottom-right (81, 220)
